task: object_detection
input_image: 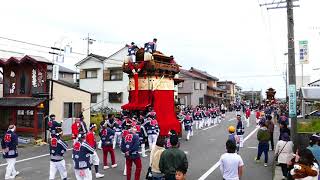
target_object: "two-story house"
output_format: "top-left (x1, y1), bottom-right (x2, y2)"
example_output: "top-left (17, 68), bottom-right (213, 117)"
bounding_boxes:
top-left (189, 67), bottom-right (225, 105)
top-left (76, 47), bottom-right (129, 111)
top-left (47, 65), bottom-right (77, 84)
top-left (235, 85), bottom-right (244, 102)
top-left (0, 55), bottom-right (91, 139)
top-left (217, 81), bottom-right (236, 105)
top-left (178, 69), bottom-right (207, 107)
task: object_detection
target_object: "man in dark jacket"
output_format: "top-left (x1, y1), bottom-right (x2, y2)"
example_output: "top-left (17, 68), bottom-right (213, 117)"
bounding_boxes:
top-left (236, 115), bottom-right (245, 150)
top-left (266, 115), bottom-right (275, 151)
top-left (159, 135), bottom-right (188, 180)
top-left (49, 128), bottom-right (68, 180)
top-left (279, 121), bottom-right (290, 140)
top-left (121, 126), bottom-right (142, 180)
top-left (1, 125), bottom-right (19, 179)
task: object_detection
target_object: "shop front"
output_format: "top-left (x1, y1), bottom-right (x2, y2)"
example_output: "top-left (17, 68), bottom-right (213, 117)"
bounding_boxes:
top-left (0, 98), bottom-right (46, 138)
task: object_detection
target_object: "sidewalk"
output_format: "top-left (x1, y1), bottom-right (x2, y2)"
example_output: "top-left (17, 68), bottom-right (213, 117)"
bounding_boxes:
top-left (273, 124), bottom-right (284, 180)
top-left (274, 165), bottom-right (283, 180)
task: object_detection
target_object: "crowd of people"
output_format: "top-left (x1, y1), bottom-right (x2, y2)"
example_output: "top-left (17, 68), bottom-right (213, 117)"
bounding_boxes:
top-left (219, 102), bottom-right (320, 180)
top-left (1, 102), bottom-right (319, 180)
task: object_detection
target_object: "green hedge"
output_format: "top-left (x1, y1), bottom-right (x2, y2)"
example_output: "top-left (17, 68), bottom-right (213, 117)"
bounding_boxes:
top-left (297, 118), bottom-right (320, 133)
top-left (90, 114), bottom-right (104, 133)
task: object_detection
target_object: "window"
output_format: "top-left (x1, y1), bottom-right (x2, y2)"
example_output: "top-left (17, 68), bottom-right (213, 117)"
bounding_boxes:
top-left (194, 82), bottom-right (200, 90)
top-left (59, 73), bottom-right (66, 78)
top-left (85, 70), bottom-right (97, 78)
top-left (199, 97), bottom-right (204, 105)
top-left (91, 94), bottom-right (98, 103)
top-left (17, 110), bottom-right (34, 128)
top-left (179, 97), bottom-right (185, 105)
top-left (178, 82), bottom-right (183, 88)
top-left (110, 69), bottom-right (123, 81)
top-left (219, 85), bottom-right (226, 90)
top-left (200, 83), bottom-right (205, 90)
top-left (63, 102), bottom-right (82, 118)
top-left (109, 92), bottom-right (122, 103)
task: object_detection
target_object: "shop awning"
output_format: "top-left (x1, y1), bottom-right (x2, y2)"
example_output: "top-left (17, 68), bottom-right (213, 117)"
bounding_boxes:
top-left (0, 98), bottom-right (46, 107)
top-left (301, 87), bottom-right (320, 101)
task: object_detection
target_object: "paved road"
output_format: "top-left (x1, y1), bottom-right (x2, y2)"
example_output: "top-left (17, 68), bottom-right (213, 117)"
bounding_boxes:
top-left (0, 112), bottom-right (276, 180)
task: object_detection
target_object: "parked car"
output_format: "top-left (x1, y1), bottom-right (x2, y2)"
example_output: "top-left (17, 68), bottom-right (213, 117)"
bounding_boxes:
top-left (297, 110), bottom-right (320, 119)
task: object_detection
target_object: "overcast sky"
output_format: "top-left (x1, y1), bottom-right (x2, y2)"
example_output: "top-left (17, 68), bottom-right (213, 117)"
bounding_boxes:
top-left (1, 0), bottom-right (320, 98)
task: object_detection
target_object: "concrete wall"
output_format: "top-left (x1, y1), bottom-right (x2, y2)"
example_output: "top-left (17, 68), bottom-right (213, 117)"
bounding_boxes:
top-left (49, 81), bottom-right (91, 127)
top-left (79, 59), bottom-right (104, 109)
top-left (178, 74), bottom-right (207, 107)
top-left (103, 48), bottom-right (129, 111)
top-left (178, 93), bottom-right (191, 106)
top-left (47, 71), bottom-right (75, 84)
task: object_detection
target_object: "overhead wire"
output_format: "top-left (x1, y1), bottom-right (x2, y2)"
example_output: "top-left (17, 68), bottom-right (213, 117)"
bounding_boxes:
top-left (0, 36), bottom-right (86, 56)
top-left (257, 0), bottom-right (281, 74)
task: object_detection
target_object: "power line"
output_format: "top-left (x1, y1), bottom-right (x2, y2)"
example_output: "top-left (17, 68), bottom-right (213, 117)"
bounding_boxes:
top-left (0, 36), bottom-right (86, 56)
top-left (221, 74), bottom-right (283, 78)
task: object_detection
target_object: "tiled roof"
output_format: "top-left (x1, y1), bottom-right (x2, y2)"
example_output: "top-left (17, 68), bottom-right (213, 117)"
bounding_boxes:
top-left (75, 46), bottom-right (126, 67)
top-left (180, 69), bottom-right (207, 81)
top-left (0, 55), bottom-right (52, 66)
top-left (47, 65), bottom-right (77, 74)
top-left (207, 86), bottom-right (226, 92)
top-left (51, 79), bottom-right (91, 94)
top-left (190, 67), bottom-right (219, 81)
top-left (0, 97), bottom-right (46, 107)
top-left (75, 53), bottom-right (107, 66)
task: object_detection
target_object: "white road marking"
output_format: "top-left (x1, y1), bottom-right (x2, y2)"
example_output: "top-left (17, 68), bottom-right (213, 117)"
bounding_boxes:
top-left (0, 148), bottom-right (73, 167)
top-left (198, 161), bottom-right (221, 180)
top-left (228, 118), bottom-right (235, 121)
top-left (246, 146), bottom-right (258, 149)
top-left (198, 126), bottom-right (260, 180)
top-left (202, 124), bottom-right (218, 131)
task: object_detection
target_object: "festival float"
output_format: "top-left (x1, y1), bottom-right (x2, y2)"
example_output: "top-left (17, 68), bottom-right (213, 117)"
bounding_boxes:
top-left (121, 47), bottom-right (181, 136)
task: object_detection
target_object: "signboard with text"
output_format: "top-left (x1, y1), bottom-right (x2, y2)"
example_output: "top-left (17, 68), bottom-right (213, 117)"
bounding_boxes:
top-left (52, 64), bottom-right (59, 81)
top-left (288, 84), bottom-right (297, 117)
top-left (299, 40), bottom-right (309, 64)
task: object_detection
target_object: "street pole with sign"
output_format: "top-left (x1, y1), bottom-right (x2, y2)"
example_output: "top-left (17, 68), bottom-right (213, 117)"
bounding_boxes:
top-left (299, 40), bottom-right (308, 88)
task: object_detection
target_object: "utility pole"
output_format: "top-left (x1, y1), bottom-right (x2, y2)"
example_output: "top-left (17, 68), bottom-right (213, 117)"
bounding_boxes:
top-left (84, 33), bottom-right (96, 55)
top-left (284, 53), bottom-right (288, 102)
top-left (251, 88), bottom-right (254, 104)
top-left (260, 0), bottom-right (299, 149)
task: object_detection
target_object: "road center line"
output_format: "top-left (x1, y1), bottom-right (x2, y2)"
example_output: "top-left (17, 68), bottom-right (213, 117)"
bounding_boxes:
top-left (198, 126), bottom-right (260, 180)
top-left (0, 148), bottom-right (73, 167)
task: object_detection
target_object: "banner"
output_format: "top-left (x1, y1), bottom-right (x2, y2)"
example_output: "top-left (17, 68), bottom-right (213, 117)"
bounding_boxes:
top-left (52, 64), bottom-right (59, 81)
top-left (299, 40), bottom-right (309, 64)
top-left (288, 84), bottom-right (297, 117)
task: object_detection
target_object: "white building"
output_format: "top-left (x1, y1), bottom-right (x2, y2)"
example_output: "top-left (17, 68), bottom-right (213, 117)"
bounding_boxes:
top-left (75, 47), bottom-right (129, 111)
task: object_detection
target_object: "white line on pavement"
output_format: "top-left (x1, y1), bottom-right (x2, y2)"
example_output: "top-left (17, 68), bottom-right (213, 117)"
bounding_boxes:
top-left (198, 126), bottom-right (260, 180)
top-left (246, 146), bottom-right (258, 149)
top-left (0, 148), bottom-right (73, 167)
top-left (198, 161), bottom-right (221, 180)
top-left (202, 124), bottom-right (218, 131)
top-left (228, 118), bottom-right (235, 121)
